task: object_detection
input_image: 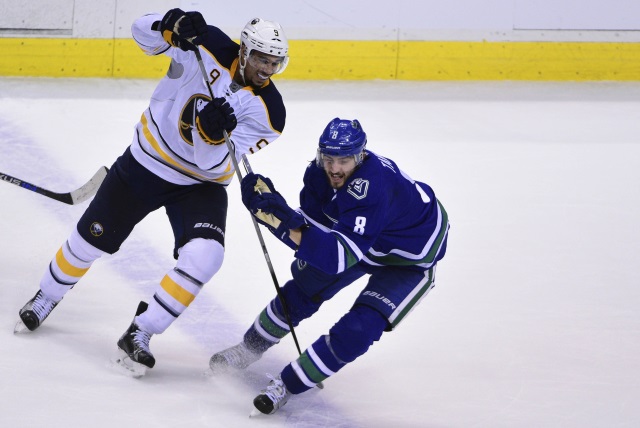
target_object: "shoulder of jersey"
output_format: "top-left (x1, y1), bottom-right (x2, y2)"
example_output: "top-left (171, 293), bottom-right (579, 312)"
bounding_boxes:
top-left (342, 155), bottom-right (387, 202)
top-left (254, 83), bottom-right (286, 133)
top-left (355, 154), bottom-right (386, 182)
top-left (200, 26), bottom-right (239, 69)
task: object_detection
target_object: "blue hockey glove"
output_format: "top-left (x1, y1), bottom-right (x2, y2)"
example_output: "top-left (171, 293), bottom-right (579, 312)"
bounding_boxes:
top-left (195, 98), bottom-right (237, 144)
top-left (241, 173), bottom-right (275, 210)
top-left (241, 173), bottom-right (307, 250)
top-left (155, 8), bottom-right (207, 51)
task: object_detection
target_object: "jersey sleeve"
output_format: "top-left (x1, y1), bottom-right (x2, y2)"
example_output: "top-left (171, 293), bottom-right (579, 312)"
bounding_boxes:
top-left (131, 13), bottom-right (169, 56)
top-left (229, 86), bottom-right (286, 159)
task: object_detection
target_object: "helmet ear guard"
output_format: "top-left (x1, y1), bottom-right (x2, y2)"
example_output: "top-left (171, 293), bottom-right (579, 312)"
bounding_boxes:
top-left (316, 118), bottom-right (367, 168)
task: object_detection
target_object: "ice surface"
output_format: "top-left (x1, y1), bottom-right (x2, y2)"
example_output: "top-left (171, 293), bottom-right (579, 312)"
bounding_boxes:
top-left (1, 77), bottom-right (639, 427)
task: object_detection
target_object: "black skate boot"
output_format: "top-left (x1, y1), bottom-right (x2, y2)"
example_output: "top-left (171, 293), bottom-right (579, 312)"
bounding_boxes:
top-left (15, 290), bottom-right (60, 333)
top-left (252, 374), bottom-right (292, 416)
top-left (113, 301), bottom-right (155, 376)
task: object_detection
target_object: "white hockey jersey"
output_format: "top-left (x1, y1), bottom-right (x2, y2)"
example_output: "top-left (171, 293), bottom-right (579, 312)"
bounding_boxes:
top-left (129, 13), bottom-right (286, 186)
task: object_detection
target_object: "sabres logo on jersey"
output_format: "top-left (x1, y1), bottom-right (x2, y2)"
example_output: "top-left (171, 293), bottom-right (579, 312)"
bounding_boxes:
top-left (179, 94), bottom-right (212, 146)
top-left (347, 178), bottom-right (369, 200)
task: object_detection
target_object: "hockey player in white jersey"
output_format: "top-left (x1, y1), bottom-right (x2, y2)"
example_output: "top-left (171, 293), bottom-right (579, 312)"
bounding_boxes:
top-left (15, 9), bottom-right (290, 376)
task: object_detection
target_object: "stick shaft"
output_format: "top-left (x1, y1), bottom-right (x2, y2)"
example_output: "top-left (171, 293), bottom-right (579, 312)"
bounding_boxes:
top-left (0, 166), bottom-right (108, 205)
top-left (194, 50), bottom-right (305, 356)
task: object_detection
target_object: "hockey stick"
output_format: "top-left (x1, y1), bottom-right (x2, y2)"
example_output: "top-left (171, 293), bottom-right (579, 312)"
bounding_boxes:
top-left (0, 166), bottom-right (108, 205)
top-left (194, 51), bottom-right (323, 387)
top-left (232, 139), bottom-right (325, 390)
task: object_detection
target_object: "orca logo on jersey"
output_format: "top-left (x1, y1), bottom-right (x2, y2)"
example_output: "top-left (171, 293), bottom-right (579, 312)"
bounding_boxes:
top-left (347, 178), bottom-right (369, 200)
top-left (179, 94), bottom-right (212, 146)
top-left (90, 222), bottom-right (104, 237)
top-left (296, 259), bottom-right (307, 271)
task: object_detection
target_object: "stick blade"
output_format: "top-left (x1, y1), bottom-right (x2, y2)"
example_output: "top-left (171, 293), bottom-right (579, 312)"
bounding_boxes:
top-left (69, 166), bottom-right (108, 204)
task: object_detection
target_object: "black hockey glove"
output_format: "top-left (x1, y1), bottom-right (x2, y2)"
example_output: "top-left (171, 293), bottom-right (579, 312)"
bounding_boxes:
top-left (155, 8), bottom-right (207, 51)
top-left (241, 173), bottom-right (308, 250)
top-left (195, 97), bottom-right (237, 145)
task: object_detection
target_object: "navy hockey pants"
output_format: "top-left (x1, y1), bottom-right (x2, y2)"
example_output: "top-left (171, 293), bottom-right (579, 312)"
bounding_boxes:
top-left (246, 259), bottom-right (437, 393)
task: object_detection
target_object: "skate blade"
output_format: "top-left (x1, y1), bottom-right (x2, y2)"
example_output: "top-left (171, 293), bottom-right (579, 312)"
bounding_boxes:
top-left (249, 407), bottom-right (264, 418)
top-left (14, 320), bottom-right (30, 334)
top-left (110, 348), bottom-right (148, 378)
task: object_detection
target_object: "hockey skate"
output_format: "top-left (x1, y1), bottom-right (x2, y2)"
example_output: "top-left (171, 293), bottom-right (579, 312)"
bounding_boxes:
top-left (250, 374), bottom-right (292, 416)
top-left (112, 301), bottom-right (155, 378)
top-left (209, 341), bottom-right (262, 375)
top-left (15, 290), bottom-right (60, 333)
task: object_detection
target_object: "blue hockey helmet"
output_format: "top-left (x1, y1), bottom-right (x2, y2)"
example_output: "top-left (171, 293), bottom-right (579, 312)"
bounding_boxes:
top-left (316, 118), bottom-right (367, 167)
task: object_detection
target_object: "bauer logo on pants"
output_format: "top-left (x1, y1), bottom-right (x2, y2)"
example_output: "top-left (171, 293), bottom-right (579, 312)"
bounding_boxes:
top-left (90, 222), bottom-right (104, 237)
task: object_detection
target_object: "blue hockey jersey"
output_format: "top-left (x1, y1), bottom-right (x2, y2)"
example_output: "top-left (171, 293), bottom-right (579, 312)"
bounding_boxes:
top-left (295, 150), bottom-right (449, 274)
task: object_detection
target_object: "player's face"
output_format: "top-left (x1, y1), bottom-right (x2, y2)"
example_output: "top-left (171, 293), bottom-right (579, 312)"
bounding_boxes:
top-left (244, 51), bottom-right (286, 88)
top-left (321, 155), bottom-right (358, 189)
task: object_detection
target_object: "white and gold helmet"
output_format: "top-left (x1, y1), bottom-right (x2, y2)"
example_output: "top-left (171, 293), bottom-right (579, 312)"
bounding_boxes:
top-left (239, 18), bottom-right (289, 77)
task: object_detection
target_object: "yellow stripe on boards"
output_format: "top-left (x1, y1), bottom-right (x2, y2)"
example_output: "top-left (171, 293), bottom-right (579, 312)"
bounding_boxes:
top-left (0, 38), bottom-right (169, 78)
top-left (286, 40), bottom-right (398, 80)
top-left (55, 247), bottom-right (89, 278)
top-left (113, 39), bottom-right (169, 78)
top-left (398, 41), bottom-right (640, 81)
top-left (1, 38), bottom-right (639, 81)
top-left (1, 38), bottom-right (114, 77)
top-left (160, 275), bottom-right (196, 307)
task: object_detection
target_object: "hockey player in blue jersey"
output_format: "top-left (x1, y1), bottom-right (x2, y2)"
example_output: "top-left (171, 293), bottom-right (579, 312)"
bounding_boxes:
top-left (15, 9), bottom-right (290, 377)
top-left (209, 117), bottom-right (450, 414)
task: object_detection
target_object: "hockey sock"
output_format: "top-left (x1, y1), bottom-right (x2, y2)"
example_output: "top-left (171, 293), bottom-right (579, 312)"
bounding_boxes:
top-left (327, 305), bottom-right (387, 363)
top-left (244, 323), bottom-right (278, 354)
top-left (136, 267), bottom-right (203, 334)
top-left (137, 239), bottom-right (223, 334)
top-left (250, 299), bottom-right (289, 345)
top-left (281, 305), bottom-right (387, 394)
top-left (281, 335), bottom-right (345, 394)
top-left (40, 229), bottom-right (105, 301)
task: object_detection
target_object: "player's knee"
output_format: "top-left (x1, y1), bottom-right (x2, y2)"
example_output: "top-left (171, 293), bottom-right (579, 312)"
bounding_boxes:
top-left (290, 259), bottom-right (333, 296)
top-left (176, 238), bottom-right (224, 284)
top-left (277, 280), bottom-right (322, 323)
top-left (68, 228), bottom-right (106, 262)
top-left (328, 305), bottom-right (387, 363)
